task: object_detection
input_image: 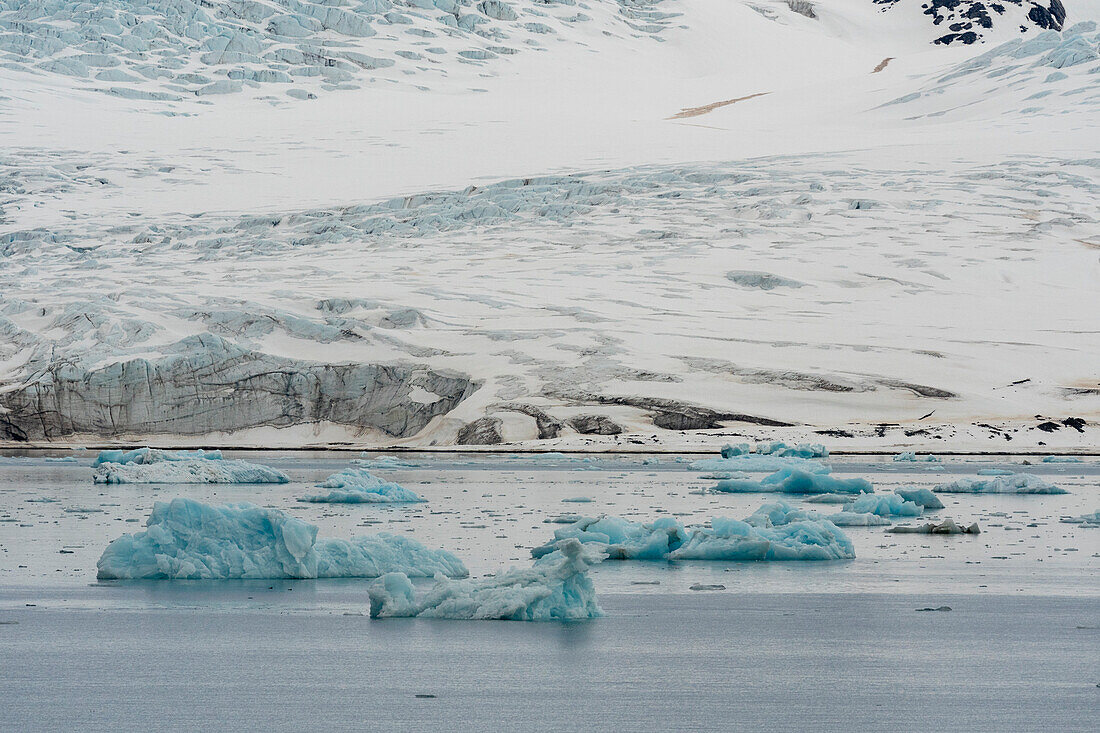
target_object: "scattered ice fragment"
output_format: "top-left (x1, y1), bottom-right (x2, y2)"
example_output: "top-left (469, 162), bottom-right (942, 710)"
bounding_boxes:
top-left (915, 606), bottom-right (952, 612)
top-left (976, 468), bottom-right (1015, 476)
top-left (92, 448), bottom-right (287, 484)
top-left (803, 493), bottom-right (855, 504)
top-left (720, 443), bottom-right (750, 458)
top-left (826, 512), bottom-right (892, 527)
top-left (368, 539), bottom-right (604, 621)
top-left (562, 496), bottom-right (594, 503)
top-left (299, 468), bottom-right (425, 503)
top-left (96, 498), bottom-right (467, 579)
top-left (1041, 456), bottom-right (1082, 463)
top-left (1060, 511), bottom-right (1100, 526)
top-left (689, 584), bottom-right (726, 591)
top-left (934, 473), bottom-right (1067, 494)
top-left (531, 515), bottom-right (688, 560)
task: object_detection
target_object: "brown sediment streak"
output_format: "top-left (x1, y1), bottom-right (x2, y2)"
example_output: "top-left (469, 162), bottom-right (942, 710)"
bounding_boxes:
top-left (872, 57), bottom-right (894, 73)
top-left (668, 92), bottom-right (769, 119)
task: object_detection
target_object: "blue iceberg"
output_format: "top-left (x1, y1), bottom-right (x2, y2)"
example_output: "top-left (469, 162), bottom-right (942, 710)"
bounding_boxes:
top-left (96, 498), bottom-right (467, 580)
top-left (1041, 456), bottom-right (1082, 463)
top-left (92, 448), bottom-right (287, 484)
top-left (369, 538), bottom-right (605, 621)
top-left (934, 473), bottom-right (1067, 494)
top-left (848, 493), bottom-right (923, 517)
top-left (756, 441), bottom-right (828, 458)
top-left (826, 512), bottom-right (892, 527)
top-left (711, 467), bottom-right (872, 495)
top-left (531, 501), bottom-right (855, 562)
top-left (895, 487), bottom-right (945, 509)
top-left (299, 468), bottom-right (425, 503)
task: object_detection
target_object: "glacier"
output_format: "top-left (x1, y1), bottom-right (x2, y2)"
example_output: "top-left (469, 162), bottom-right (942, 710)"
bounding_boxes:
top-left (368, 538), bottom-right (605, 621)
top-left (299, 467), bottom-right (425, 503)
top-left (92, 447), bottom-right (288, 484)
top-left (934, 473), bottom-right (1068, 494)
top-left (711, 467), bottom-right (872, 495)
top-left (96, 498), bottom-right (467, 579)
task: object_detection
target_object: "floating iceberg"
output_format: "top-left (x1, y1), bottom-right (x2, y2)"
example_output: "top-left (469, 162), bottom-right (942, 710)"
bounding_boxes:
top-left (531, 515), bottom-right (688, 560)
top-left (756, 441), bottom-right (828, 458)
top-left (847, 494), bottom-right (922, 517)
top-left (299, 468), bottom-right (425, 503)
top-left (691, 455), bottom-right (831, 474)
top-left (934, 473), bottom-right (1067, 494)
top-left (562, 496), bottom-right (594, 503)
top-left (92, 448), bottom-right (287, 484)
top-left (895, 487), bottom-right (945, 509)
top-left (711, 467), bottom-right (872, 495)
top-left (97, 498), bottom-right (467, 580)
top-left (976, 468), bottom-right (1015, 476)
top-left (893, 452), bottom-right (941, 462)
top-left (369, 539), bottom-right (605, 621)
top-left (532, 501), bottom-right (855, 562)
top-left (1041, 456), bottom-right (1082, 463)
top-left (888, 519), bottom-right (980, 535)
top-left (826, 512), bottom-right (892, 527)
top-left (720, 443), bottom-right (750, 458)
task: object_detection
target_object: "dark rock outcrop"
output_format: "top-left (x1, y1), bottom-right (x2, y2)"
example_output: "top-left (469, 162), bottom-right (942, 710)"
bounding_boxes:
top-left (456, 417), bottom-right (504, 445)
top-left (568, 414), bottom-right (624, 435)
top-left (0, 334), bottom-right (477, 441)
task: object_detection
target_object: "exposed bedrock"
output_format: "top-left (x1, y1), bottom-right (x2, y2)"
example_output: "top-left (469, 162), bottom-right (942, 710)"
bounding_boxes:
top-left (546, 390), bottom-right (795, 430)
top-left (0, 334), bottom-right (478, 441)
top-left (568, 414), bottom-right (623, 435)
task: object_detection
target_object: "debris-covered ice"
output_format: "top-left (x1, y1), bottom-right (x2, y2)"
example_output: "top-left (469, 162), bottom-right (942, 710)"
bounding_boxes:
top-left (299, 468), bottom-right (425, 503)
top-left (888, 519), bottom-right (981, 535)
top-left (934, 473), bottom-right (1068, 494)
top-left (92, 447), bottom-right (288, 484)
top-left (368, 538), bottom-right (604, 621)
top-left (96, 498), bottom-right (467, 579)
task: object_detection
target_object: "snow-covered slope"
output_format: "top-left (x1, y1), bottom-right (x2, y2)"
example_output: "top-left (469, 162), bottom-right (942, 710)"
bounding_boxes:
top-left (1, 1), bottom-right (1097, 449)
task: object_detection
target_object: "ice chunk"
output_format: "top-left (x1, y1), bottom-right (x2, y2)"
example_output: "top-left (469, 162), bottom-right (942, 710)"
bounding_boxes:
top-left (756, 441), bottom-right (828, 458)
top-left (720, 443), bottom-right (750, 458)
top-left (712, 467), bottom-right (872, 495)
top-left (934, 473), bottom-right (1067, 494)
top-left (96, 498), bottom-right (467, 580)
top-left (670, 512), bottom-right (855, 561)
top-left (691, 455), bottom-right (831, 474)
top-left (369, 539), bottom-right (604, 621)
top-left (826, 512), bottom-right (892, 527)
top-left (533, 502), bottom-right (855, 562)
top-left (848, 493), bottom-right (922, 517)
top-left (895, 487), bottom-right (945, 510)
top-left (299, 468), bottom-right (425, 503)
top-left (93, 450), bottom-right (287, 484)
top-left (888, 519), bottom-right (981, 535)
top-left (531, 515), bottom-right (688, 560)
top-left (92, 447), bottom-right (222, 466)
top-left (562, 496), bottom-right (594, 503)
top-left (1041, 456), bottom-right (1082, 463)
top-left (976, 468), bottom-right (1015, 476)
top-left (893, 452), bottom-right (941, 462)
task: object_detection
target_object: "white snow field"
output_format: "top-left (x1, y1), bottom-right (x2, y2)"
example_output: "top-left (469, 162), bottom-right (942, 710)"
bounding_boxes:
top-left (0, 1), bottom-right (1098, 450)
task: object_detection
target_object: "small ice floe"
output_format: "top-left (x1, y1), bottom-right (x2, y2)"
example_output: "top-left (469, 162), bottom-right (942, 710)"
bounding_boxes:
top-left (91, 448), bottom-right (288, 484)
top-left (888, 519), bottom-right (980, 535)
top-left (299, 468), bottom-right (425, 503)
top-left (711, 467), bottom-right (871, 495)
top-left (689, 584), bottom-right (726, 591)
top-left (531, 500), bottom-right (855, 562)
top-left (915, 606), bottom-right (952, 612)
top-left (893, 452), bottom-right (941, 462)
top-left (755, 441), bottom-right (828, 459)
top-left (544, 514), bottom-right (584, 524)
top-left (562, 496), bottom-right (594, 503)
top-left (896, 487), bottom-right (945, 509)
top-left (976, 468), bottom-right (1016, 476)
top-left (356, 455), bottom-right (416, 469)
top-left (826, 512), bottom-right (892, 527)
top-left (368, 538), bottom-right (604, 621)
top-left (934, 473), bottom-right (1067, 494)
top-left (96, 498), bottom-right (467, 580)
top-left (1060, 511), bottom-right (1100, 526)
top-left (1041, 456), bottom-right (1082, 463)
